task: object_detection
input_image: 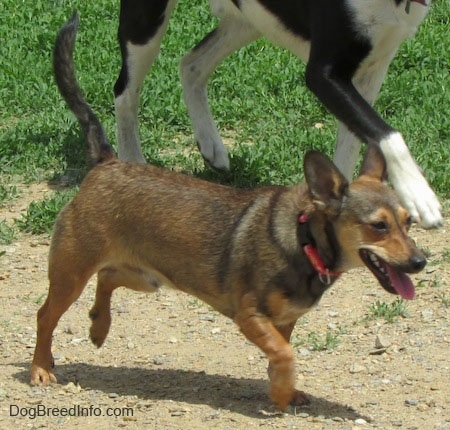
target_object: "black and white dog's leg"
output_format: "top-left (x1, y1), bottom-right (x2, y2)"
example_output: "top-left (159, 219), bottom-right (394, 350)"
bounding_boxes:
top-left (333, 57), bottom-right (391, 180)
top-left (379, 132), bottom-right (442, 228)
top-left (332, 59), bottom-right (442, 228)
top-left (180, 10), bottom-right (259, 171)
top-left (333, 124), bottom-right (362, 181)
top-left (114, 0), bottom-right (177, 163)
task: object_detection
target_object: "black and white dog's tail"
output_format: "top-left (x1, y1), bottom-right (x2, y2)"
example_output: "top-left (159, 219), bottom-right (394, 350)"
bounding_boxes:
top-left (54, 12), bottom-right (115, 167)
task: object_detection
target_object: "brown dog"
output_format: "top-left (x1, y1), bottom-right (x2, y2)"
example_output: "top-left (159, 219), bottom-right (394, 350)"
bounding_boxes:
top-left (30, 14), bottom-right (426, 410)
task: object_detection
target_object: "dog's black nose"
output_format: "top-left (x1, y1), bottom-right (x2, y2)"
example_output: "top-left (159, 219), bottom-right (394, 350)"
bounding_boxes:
top-left (409, 254), bottom-right (426, 273)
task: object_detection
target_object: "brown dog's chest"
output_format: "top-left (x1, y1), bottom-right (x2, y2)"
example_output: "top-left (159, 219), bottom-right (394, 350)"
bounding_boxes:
top-left (259, 265), bottom-right (336, 327)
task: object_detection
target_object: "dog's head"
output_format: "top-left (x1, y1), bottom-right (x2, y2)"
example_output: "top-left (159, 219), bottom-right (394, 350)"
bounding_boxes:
top-left (303, 146), bottom-right (426, 299)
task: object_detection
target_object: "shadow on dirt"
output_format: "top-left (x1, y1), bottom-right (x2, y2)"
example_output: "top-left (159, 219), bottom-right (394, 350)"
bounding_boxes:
top-left (14, 362), bottom-right (369, 421)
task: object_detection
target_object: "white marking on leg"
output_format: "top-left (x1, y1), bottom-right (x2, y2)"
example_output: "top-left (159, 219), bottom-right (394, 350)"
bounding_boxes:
top-left (380, 132), bottom-right (442, 228)
top-left (333, 124), bottom-right (362, 181)
top-left (181, 14), bottom-right (259, 170)
top-left (334, 30), bottom-right (405, 180)
top-left (238, 0), bottom-right (310, 60)
top-left (115, 0), bottom-right (176, 163)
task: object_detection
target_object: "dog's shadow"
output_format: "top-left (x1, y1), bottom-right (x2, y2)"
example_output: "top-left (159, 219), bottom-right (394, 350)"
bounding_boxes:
top-left (14, 363), bottom-right (369, 420)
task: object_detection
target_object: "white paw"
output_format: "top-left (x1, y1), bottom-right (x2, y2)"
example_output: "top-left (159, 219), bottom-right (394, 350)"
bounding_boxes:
top-left (390, 170), bottom-right (442, 228)
top-left (381, 133), bottom-right (443, 229)
top-left (196, 132), bottom-right (230, 171)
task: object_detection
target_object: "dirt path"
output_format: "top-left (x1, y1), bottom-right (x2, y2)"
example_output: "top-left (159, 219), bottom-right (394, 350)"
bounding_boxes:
top-left (0, 185), bottom-right (449, 429)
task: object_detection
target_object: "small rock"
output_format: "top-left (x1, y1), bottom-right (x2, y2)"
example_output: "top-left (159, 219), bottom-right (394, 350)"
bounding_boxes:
top-left (417, 403), bottom-right (430, 412)
top-left (332, 416), bottom-right (344, 422)
top-left (63, 382), bottom-right (81, 394)
top-left (369, 348), bottom-right (387, 355)
top-left (405, 399), bottom-right (418, 406)
top-left (375, 334), bottom-right (391, 349)
top-left (349, 363), bottom-right (366, 374)
top-left (168, 337), bottom-right (178, 344)
top-left (211, 327), bottom-right (221, 335)
top-left (354, 418), bottom-right (367, 425)
top-left (108, 392), bottom-right (119, 398)
top-left (421, 310), bottom-right (433, 322)
top-left (298, 348), bottom-right (311, 357)
top-left (153, 356), bottom-right (165, 365)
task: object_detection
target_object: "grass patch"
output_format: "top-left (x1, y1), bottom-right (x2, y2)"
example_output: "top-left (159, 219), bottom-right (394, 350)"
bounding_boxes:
top-left (0, 183), bottom-right (20, 206)
top-left (438, 293), bottom-right (450, 308)
top-left (0, 220), bottom-right (16, 245)
top-left (15, 189), bottom-right (77, 235)
top-left (440, 249), bottom-right (450, 263)
top-left (367, 298), bottom-right (410, 323)
top-left (293, 328), bottom-right (343, 352)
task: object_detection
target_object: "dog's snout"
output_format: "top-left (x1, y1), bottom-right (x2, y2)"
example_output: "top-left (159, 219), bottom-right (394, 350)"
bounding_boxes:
top-left (409, 254), bottom-right (426, 273)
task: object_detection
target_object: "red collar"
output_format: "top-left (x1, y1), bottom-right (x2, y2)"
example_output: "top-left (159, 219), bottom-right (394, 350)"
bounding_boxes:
top-left (298, 213), bottom-right (342, 285)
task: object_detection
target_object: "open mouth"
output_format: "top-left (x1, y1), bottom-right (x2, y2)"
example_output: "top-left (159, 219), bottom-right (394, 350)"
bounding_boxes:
top-left (359, 249), bottom-right (415, 300)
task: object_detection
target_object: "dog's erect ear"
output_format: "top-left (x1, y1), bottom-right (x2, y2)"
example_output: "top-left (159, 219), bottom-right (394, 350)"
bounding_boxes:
top-left (358, 144), bottom-right (387, 182)
top-left (304, 151), bottom-right (348, 213)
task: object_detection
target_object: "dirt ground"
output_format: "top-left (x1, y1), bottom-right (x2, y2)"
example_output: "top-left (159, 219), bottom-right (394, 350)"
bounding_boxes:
top-left (0, 183), bottom-right (449, 430)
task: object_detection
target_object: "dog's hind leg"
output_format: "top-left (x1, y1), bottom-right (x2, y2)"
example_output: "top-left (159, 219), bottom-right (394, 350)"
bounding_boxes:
top-left (89, 268), bottom-right (120, 348)
top-left (30, 268), bottom-right (93, 386)
top-left (89, 265), bottom-right (161, 347)
top-left (180, 14), bottom-right (259, 171)
top-left (114, 0), bottom-right (177, 163)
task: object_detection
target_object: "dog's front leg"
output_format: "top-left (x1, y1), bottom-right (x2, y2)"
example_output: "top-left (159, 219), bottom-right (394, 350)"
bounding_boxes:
top-left (305, 57), bottom-right (442, 228)
top-left (269, 322), bottom-right (309, 407)
top-left (332, 56), bottom-right (392, 181)
top-left (234, 293), bottom-right (305, 410)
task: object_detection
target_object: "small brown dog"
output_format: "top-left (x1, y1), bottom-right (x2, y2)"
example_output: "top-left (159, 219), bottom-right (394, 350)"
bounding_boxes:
top-left (30, 14), bottom-right (426, 410)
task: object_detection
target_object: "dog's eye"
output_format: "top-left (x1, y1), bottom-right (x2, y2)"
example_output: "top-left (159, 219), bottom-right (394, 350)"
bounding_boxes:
top-left (371, 221), bottom-right (388, 232)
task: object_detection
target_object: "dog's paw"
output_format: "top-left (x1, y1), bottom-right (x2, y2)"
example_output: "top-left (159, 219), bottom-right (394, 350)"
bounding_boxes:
top-left (30, 365), bottom-right (57, 386)
top-left (380, 133), bottom-right (443, 229)
top-left (290, 389), bottom-right (310, 406)
top-left (390, 170), bottom-right (442, 229)
top-left (196, 139), bottom-right (230, 172)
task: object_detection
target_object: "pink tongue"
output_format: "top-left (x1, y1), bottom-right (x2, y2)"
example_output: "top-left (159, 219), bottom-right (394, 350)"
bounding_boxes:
top-left (386, 264), bottom-right (415, 300)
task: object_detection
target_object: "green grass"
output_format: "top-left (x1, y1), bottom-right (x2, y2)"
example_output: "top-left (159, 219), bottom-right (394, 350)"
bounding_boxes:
top-left (292, 328), bottom-right (343, 352)
top-left (0, 220), bottom-right (16, 245)
top-left (0, 0), bottom-right (449, 237)
top-left (367, 298), bottom-right (410, 323)
top-left (15, 189), bottom-right (77, 235)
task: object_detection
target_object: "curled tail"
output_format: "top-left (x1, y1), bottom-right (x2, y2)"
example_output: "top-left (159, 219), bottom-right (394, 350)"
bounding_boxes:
top-left (54, 13), bottom-right (115, 167)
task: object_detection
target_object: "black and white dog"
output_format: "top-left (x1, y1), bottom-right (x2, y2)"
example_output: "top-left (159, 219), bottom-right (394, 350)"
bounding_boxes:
top-left (113, 0), bottom-right (442, 228)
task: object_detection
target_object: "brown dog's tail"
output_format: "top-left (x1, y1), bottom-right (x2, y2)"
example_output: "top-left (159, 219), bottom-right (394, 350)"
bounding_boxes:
top-left (54, 12), bottom-right (115, 167)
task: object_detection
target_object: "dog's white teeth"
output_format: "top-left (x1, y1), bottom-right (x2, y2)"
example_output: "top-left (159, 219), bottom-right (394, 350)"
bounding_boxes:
top-left (370, 254), bottom-right (378, 264)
